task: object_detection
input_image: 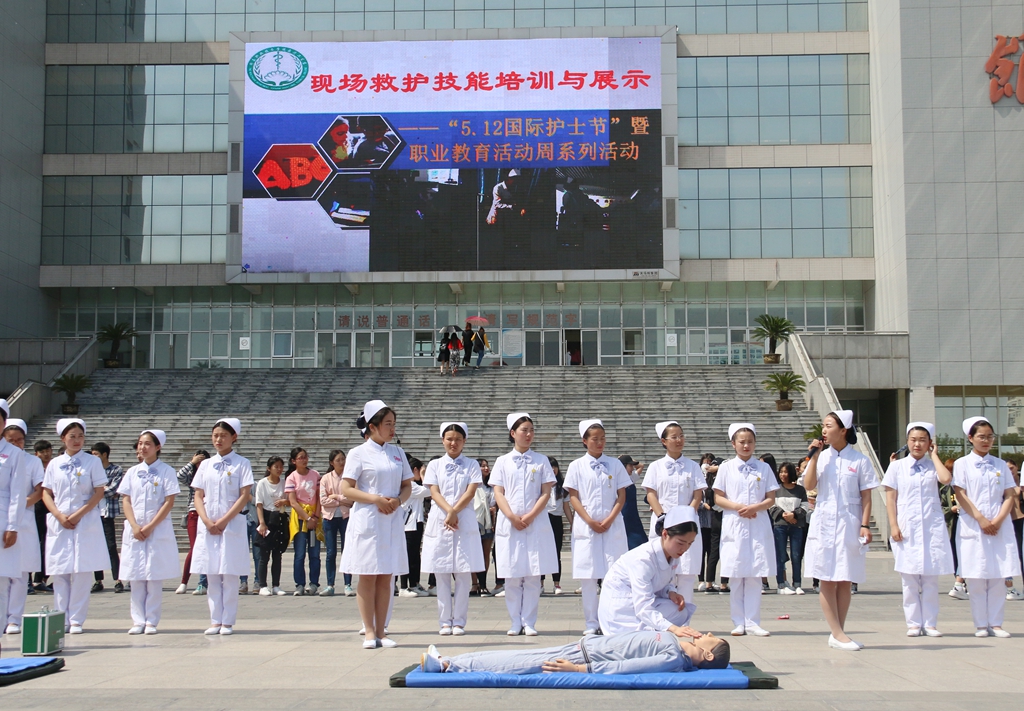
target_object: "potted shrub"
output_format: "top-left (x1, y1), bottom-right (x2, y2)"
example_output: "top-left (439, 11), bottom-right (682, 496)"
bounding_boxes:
top-left (97, 322), bottom-right (138, 368)
top-left (761, 371), bottom-right (806, 412)
top-left (51, 373), bottom-right (92, 415)
top-left (752, 314), bottom-right (796, 364)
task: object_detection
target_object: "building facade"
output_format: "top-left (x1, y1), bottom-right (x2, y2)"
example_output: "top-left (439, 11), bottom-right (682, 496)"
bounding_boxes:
top-left (1, 0), bottom-right (1021, 454)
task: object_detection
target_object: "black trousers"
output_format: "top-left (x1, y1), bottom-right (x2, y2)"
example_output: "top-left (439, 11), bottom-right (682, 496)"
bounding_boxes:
top-left (949, 517), bottom-right (959, 574)
top-left (549, 514), bottom-right (563, 583)
top-left (258, 549), bottom-right (283, 588)
top-left (94, 516), bottom-right (120, 581)
top-left (34, 502), bottom-right (47, 582)
top-left (708, 515), bottom-right (728, 585)
top-left (401, 523), bottom-right (424, 589)
top-left (698, 527), bottom-right (714, 582)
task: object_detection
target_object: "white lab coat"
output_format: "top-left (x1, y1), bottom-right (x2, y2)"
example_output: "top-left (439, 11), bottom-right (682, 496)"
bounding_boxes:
top-left (597, 539), bottom-right (695, 635)
top-left (491, 449), bottom-right (558, 577)
top-left (191, 451), bottom-right (254, 576)
top-left (804, 446), bottom-right (878, 583)
top-left (953, 452), bottom-right (1021, 580)
top-left (43, 451), bottom-right (109, 575)
top-left (564, 453), bottom-right (631, 579)
top-left (421, 455), bottom-right (485, 574)
top-left (18, 455), bottom-right (45, 573)
top-left (340, 439), bottom-right (413, 576)
top-left (117, 460), bottom-right (181, 581)
top-left (881, 456), bottom-right (953, 576)
top-left (0, 441), bottom-right (28, 578)
top-left (714, 457), bottom-right (779, 579)
top-left (642, 454), bottom-right (706, 576)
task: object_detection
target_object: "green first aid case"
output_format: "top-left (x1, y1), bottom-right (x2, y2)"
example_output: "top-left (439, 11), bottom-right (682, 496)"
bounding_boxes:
top-left (21, 607), bottom-right (65, 656)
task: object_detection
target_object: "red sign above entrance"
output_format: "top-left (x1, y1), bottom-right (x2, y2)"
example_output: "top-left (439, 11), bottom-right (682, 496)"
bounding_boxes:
top-left (986, 34), bottom-right (1024, 103)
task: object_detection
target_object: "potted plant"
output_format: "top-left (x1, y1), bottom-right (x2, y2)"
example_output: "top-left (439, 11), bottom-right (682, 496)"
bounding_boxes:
top-left (804, 423), bottom-right (824, 443)
top-left (752, 314), bottom-right (796, 364)
top-left (761, 371), bottom-right (806, 412)
top-left (97, 322), bottom-right (138, 368)
top-left (51, 373), bottom-right (92, 415)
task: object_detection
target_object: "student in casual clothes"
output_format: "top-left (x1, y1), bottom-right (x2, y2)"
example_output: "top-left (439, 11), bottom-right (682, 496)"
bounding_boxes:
top-left (565, 420), bottom-right (631, 635)
top-left (770, 461), bottom-right (808, 595)
top-left (472, 458), bottom-right (495, 596)
top-left (399, 457), bottom-right (431, 597)
top-left (320, 449), bottom-right (354, 597)
top-left (713, 423), bottom-right (779, 638)
top-left (192, 418), bottom-right (253, 636)
top-left (618, 454), bottom-right (649, 550)
top-left (90, 442), bottom-right (124, 594)
top-left (175, 450), bottom-right (210, 595)
top-left (42, 419), bottom-right (108, 634)
top-left (31, 440), bottom-right (54, 593)
top-left (255, 456), bottom-right (289, 596)
top-left (544, 456), bottom-right (570, 595)
top-left (118, 429), bottom-right (180, 634)
top-left (286, 446), bottom-right (322, 596)
top-left (2, 419), bottom-right (44, 634)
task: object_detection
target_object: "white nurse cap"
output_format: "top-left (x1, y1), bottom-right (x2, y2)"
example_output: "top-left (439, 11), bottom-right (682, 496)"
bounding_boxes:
top-left (440, 422), bottom-right (469, 439)
top-left (0, 398), bottom-right (8, 419)
top-left (665, 505), bottom-right (698, 528)
top-left (656, 421), bottom-right (680, 439)
top-left (728, 422), bottom-right (755, 439)
top-left (362, 400), bottom-right (389, 425)
top-left (962, 416), bottom-right (992, 436)
top-left (906, 421), bottom-right (936, 439)
top-left (214, 417), bottom-right (242, 435)
top-left (507, 412), bottom-right (531, 430)
top-left (4, 418), bottom-right (27, 435)
top-left (579, 419), bottom-right (603, 438)
top-left (140, 429), bottom-right (167, 446)
top-left (831, 410), bottom-right (855, 429)
top-left (56, 418), bottom-right (86, 436)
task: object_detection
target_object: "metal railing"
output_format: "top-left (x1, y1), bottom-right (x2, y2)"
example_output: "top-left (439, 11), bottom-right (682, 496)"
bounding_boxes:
top-left (7, 336), bottom-right (100, 422)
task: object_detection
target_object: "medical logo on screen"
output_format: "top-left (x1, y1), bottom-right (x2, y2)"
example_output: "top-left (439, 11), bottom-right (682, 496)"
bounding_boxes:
top-left (242, 37), bottom-right (663, 274)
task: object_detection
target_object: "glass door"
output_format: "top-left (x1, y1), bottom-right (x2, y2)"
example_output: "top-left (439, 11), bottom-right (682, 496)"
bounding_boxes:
top-left (354, 332), bottom-right (374, 367)
top-left (581, 330), bottom-right (598, 366)
top-left (524, 331), bottom-right (541, 365)
top-left (372, 333), bottom-right (390, 367)
top-left (317, 332), bottom-right (334, 368)
top-left (335, 333), bottom-right (351, 367)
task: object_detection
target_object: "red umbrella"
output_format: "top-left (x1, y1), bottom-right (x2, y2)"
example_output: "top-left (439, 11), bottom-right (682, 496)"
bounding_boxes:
top-left (465, 316), bottom-right (490, 326)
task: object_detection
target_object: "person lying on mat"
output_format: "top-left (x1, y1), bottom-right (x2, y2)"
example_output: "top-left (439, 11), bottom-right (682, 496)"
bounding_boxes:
top-left (420, 629), bottom-right (729, 674)
top-left (598, 505), bottom-right (702, 636)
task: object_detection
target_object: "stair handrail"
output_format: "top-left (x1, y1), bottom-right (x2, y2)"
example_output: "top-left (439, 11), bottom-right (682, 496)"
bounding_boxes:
top-left (784, 334), bottom-right (890, 543)
top-left (6, 336), bottom-right (100, 421)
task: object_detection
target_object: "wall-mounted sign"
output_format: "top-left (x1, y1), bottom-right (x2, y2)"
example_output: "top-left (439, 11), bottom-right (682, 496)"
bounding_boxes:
top-left (239, 337), bottom-right (251, 351)
top-left (986, 34), bottom-right (1024, 103)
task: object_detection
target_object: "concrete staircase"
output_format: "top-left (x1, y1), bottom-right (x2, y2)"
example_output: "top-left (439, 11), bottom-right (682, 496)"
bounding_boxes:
top-left (32, 365), bottom-right (826, 551)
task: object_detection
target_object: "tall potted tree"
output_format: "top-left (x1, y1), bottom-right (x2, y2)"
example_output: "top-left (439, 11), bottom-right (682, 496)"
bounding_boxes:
top-left (51, 373), bottom-right (92, 415)
top-left (97, 322), bottom-right (138, 368)
top-left (752, 314), bottom-right (796, 364)
top-left (761, 371), bottom-right (806, 412)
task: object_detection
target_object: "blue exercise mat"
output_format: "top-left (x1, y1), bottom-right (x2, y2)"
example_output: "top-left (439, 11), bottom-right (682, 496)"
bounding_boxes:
top-left (391, 661), bottom-right (776, 689)
top-left (0, 657), bottom-right (65, 686)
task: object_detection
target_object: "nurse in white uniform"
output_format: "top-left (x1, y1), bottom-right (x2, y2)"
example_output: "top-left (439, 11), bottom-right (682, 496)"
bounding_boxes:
top-left (2, 417), bottom-right (43, 636)
top-left (597, 506), bottom-right (702, 637)
top-left (803, 409), bottom-right (879, 651)
top-left (341, 400), bottom-right (413, 649)
top-left (0, 402), bottom-right (28, 638)
top-left (421, 422), bottom-right (485, 635)
top-left (564, 419), bottom-right (631, 635)
top-left (953, 416), bottom-right (1020, 638)
top-left (642, 420), bottom-right (706, 604)
top-left (118, 429), bottom-right (180, 634)
top-left (881, 422), bottom-right (954, 637)
top-left (192, 418), bottom-right (254, 636)
top-left (713, 423), bottom-right (778, 638)
top-left (42, 418), bottom-right (107, 634)
top-left (491, 412), bottom-right (558, 636)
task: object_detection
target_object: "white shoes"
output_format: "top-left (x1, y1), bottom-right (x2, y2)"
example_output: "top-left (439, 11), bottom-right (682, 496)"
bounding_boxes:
top-left (524, 626), bottom-right (538, 636)
top-left (730, 625), bottom-right (746, 636)
top-left (273, 587), bottom-right (286, 596)
top-left (144, 625), bottom-right (158, 635)
top-left (697, 582), bottom-right (708, 592)
top-left (422, 644), bottom-right (444, 672)
top-left (380, 637), bottom-right (398, 648)
top-left (975, 628), bottom-right (990, 637)
top-left (907, 627), bottom-right (922, 637)
top-left (795, 587), bottom-right (806, 595)
top-left (68, 624), bottom-right (83, 635)
top-left (949, 583), bottom-right (969, 600)
top-left (399, 588), bottom-right (421, 598)
top-left (219, 626), bottom-right (233, 636)
top-left (923, 628), bottom-right (942, 637)
top-left (507, 627), bottom-right (522, 636)
top-left (1006, 588), bottom-right (1024, 601)
top-left (4, 624), bottom-right (20, 635)
top-left (746, 625), bottom-right (770, 637)
top-left (583, 628), bottom-right (600, 636)
top-left (204, 626), bottom-right (221, 635)
top-left (128, 625), bottom-right (144, 635)
top-left (553, 585), bottom-right (563, 595)
top-left (259, 587), bottom-right (272, 596)
top-left (828, 634), bottom-right (860, 651)
top-left (344, 585), bottom-right (357, 596)
top-left (363, 639), bottom-right (378, 649)
top-left (174, 583), bottom-right (187, 594)
top-left (452, 626), bottom-right (465, 636)
top-left (991, 627), bottom-right (1011, 638)
top-left (439, 626), bottom-right (453, 636)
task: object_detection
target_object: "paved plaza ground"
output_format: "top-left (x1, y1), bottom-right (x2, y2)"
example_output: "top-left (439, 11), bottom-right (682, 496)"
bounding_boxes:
top-left (1, 552), bottom-right (1021, 710)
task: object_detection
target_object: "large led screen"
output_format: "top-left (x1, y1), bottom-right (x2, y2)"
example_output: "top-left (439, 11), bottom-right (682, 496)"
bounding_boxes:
top-left (242, 37), bottom-right (663, 274)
